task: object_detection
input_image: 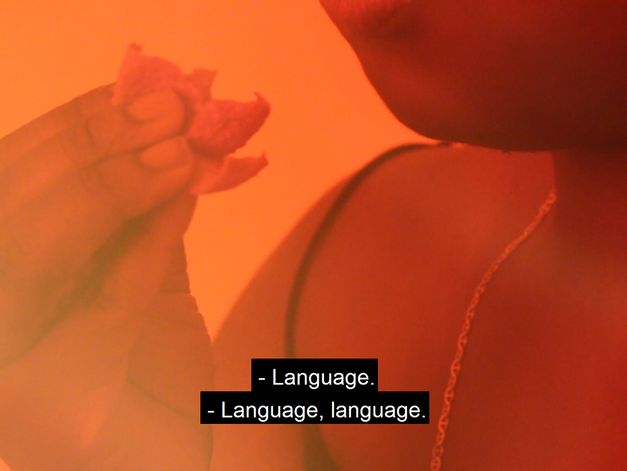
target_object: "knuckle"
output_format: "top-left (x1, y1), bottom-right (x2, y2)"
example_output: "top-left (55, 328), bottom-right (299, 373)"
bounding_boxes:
top-left (165, 88), bottom-right (186, 114)
top-left (61, 108), bottom-right (131, 162)
top-left (74, 84), bottom-right (113, 117)
top-left (59, 119), bottom-right (102, 164)
top-left (158, 89), bottom-right (187, 129)
top-left (76, 163), bottom-right (131, 223)
top-left (66, 94), bottom-right (91, 123)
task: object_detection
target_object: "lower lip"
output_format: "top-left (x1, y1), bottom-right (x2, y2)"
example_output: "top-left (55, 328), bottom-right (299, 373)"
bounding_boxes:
top-left (321, 0), bottom-right (416, 37)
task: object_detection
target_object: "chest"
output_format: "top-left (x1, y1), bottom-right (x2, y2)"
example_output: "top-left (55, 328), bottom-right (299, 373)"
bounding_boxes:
top-left (437, 268), bottom-right (626, 470)
top-left (295, 241), bottom-right (626, 470)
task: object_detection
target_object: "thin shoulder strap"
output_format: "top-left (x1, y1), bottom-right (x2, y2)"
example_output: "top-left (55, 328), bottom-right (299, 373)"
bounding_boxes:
top-left (284, 142), bottom-right (449, 358)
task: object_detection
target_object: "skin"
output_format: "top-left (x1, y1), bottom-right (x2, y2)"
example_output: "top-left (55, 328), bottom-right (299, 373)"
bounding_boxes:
top-left (320, 0), bottom-right (627, 150)
top-left (1, 0), bottom-right (625, 470)
top-left (213, 1), bottom-right (626, 470)
top-left (0, 88), bottom-right (212, 470)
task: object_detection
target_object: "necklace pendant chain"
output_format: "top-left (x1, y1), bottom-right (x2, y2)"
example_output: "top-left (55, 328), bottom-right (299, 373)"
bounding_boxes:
top-left (430, 190), bottom-right (557, 471)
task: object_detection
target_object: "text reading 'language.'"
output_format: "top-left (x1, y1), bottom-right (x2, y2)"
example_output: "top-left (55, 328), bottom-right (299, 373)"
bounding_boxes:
top-left (200, 359), bottom-right (429, 424)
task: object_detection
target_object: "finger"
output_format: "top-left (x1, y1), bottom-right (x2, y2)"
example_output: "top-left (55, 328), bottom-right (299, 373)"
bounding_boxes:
top-left (106, 201), bottom-right (212, 422)
top-left (88, 193), bottom-right (197, 318)
top-left (2, 136), bottom-right (195, 292)
top-left (0, 83), bottom-right (114, 168)
top-left (125, 238), bottom-right (213, 417)
top-left (0, 195), bottom-right (198, 468)
top-left (0, 141), bottom-right (195, 364)
top-left (0, 88), bottom-right (187, 218)
top-left (128, 242), bottom-right (212, 419)
top-left (12, 193), bottom-right (197, 373)
top-left (161, 242), bottom-right (191, 293)
top-left (128, 291), bottom-right (212, 419)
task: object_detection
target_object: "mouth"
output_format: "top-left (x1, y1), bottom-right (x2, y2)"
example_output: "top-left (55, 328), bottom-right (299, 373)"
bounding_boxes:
top-left (320, 0), bottom-right (416, 38)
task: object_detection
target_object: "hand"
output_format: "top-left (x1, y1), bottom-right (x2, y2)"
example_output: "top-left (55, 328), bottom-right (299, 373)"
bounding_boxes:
top-left (0, 86), bottom-right (212, 470)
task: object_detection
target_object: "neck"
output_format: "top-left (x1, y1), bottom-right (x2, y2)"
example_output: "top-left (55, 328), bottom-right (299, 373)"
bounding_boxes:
top-left (550, 147), bottom-right (627, 258)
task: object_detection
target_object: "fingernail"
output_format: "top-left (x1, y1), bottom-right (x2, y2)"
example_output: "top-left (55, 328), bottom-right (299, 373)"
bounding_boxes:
top-left (139, 137), bottom-right (193, 170)
top-left (126, 89), bottom-right (183, 122)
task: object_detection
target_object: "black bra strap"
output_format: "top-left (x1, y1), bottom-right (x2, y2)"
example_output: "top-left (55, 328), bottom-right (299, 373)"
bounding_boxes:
top-left (284, 142), bottom-right (449, 358)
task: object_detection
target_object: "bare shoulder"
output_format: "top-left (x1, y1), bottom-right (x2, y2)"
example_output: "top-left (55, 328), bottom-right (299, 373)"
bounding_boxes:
top-left (211, 144), bottom-right (554, 470)
top-left (291, 143), bottom-right (554, 379)
top-left (282, 144), bottom-right (554, 470)
top-left (337, 144), bottom-right (554, 241)
top-left (211, 172), bottom-right (351, 471)
top-left (214, 144), bottom-right (553, 365)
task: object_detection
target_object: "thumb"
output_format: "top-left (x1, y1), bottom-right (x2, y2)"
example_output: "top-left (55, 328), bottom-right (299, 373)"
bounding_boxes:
top-left (0, 194), bottom-right (198, 470)
top-left (89, 193), bottom-right (197, 320)
top-left (29, 193), bottom-right (198, 374)
top-left (161, 241), bottom-right (192, 294)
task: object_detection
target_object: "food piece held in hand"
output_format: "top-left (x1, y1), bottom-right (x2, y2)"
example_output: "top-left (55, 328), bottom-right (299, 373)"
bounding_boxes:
top-left (113, 44), bottom-right (270, 194)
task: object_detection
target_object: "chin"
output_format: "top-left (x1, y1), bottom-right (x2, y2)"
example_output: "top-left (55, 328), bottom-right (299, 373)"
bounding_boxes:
top-left (393, 109), bottom-right (627, 152)
top-left (365, 70), bottom-right (627, 152)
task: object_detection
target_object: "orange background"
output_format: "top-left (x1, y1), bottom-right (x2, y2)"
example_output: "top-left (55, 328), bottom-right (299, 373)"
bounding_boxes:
top-left (0, 0), bottom-right (427, 388)
top-left (0, 0), bottom-right (426, 351)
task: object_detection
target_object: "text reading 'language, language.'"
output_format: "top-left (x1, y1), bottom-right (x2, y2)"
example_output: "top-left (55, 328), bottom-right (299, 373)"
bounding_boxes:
top-left (200, 359), bottom-right (429, 424)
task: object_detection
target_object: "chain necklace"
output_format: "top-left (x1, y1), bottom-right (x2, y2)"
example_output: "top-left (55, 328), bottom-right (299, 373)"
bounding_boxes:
top-left (430, 190), bottom-right (558, 471)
